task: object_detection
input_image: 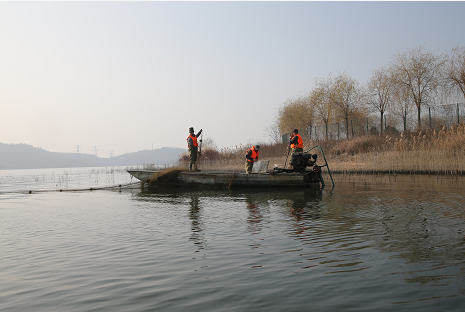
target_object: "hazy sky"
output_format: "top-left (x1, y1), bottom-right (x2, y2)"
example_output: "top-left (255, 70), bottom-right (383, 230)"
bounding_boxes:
top-left (1, 1), bottom-right (464, 156)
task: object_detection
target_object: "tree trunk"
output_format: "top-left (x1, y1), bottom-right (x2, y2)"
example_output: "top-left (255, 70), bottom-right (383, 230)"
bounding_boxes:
top-left (380, 111), bottom-right (384, 135)
top-left (345, 118), bottom-right (350, 139)
top-left (417, 105), bottom-right (421, 131)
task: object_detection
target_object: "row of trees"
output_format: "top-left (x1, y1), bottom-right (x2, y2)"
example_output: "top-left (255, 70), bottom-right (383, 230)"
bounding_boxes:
top-left (273, 45), bottom-right (465, 141)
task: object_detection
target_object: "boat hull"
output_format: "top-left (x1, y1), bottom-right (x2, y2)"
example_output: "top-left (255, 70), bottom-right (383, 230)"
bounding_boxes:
top-left (127, 170), bottom-right (321, 188)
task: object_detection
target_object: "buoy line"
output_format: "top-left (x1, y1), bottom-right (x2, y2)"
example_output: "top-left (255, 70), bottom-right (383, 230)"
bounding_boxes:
top-left (0, 182), bottom-right (141, 195)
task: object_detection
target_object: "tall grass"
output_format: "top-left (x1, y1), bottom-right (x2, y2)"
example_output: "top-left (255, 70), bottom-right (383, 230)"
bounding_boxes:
top-left (322, 125), bottom-right (465, 174)
top-left (177, 125), bottom-right (465, 174)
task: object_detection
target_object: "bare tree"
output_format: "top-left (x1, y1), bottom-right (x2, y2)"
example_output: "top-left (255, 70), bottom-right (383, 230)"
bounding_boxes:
top-left (265, 115), bottom-right (283, 144)
top-left (332, 73), bottom-right (364, 138)
top-left (391, 46), bottom-right (445, 130)
top-left (444, 45), bottom-right (465, 102)
top-left (202, 136), bottom-right (217, 149)
top-left (310, 76), bottom-right (334, 139)
top-left (390, 84), bottom-right (414, 132)
top-left (277, 95), bottom-right (314, 135)
top-left (367, 66), bottom-right (395, 135)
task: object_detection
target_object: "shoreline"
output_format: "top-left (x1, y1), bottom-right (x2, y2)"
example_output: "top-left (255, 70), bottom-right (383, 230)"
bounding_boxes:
top-left (326, 170), bottom-right (465, 175)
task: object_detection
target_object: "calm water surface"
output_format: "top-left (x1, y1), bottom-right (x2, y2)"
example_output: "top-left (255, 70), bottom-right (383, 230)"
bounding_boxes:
top-left (1, 168), bottom-right (465, 311)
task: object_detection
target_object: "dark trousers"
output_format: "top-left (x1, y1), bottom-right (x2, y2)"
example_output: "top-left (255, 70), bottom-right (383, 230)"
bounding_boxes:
top-left (245, 161), bottom-right (254, 173)
top-left (290, 147), bottom-right (303, 167)
top-left (189, 146), bottom-right (198, 170)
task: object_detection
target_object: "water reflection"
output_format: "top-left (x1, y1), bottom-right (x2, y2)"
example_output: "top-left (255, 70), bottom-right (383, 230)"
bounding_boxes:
top-left (8, 167), bottom-right (465, 311)
top-left (268, 190), bottom-right (324, 241)
top-left (320, 174), bottom-right (465, 289)
top-left (188, 193), bottom-right (206, 252)
top-left (245, 196), bottom-right (263, 234)
top-left (286, 190), bottom-right (323, 222)
top-left (130, 176), bottom-right (465, 299)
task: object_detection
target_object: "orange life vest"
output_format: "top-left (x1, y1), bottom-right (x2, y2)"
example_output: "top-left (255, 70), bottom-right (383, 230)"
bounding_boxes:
top-left (247, 147), bottom-right (259, 162)
top-left (291, 134), bottom-right (303, 149)
top-left (187, 134), bottom-right (198, 147)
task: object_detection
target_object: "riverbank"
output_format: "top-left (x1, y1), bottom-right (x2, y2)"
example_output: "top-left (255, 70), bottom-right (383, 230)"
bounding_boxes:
top-left (180, 125), bottom-right (465, 175)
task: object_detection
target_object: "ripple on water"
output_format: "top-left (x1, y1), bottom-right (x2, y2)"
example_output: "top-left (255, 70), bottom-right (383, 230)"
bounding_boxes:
top-left (2, 175), bottom-right (465, 311)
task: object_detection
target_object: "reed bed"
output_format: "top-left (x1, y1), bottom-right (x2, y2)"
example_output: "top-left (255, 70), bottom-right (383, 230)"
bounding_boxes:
top-left (177, 125), bottom-right (465, 175)
top-left (319, 125), bottom-right (465, 174)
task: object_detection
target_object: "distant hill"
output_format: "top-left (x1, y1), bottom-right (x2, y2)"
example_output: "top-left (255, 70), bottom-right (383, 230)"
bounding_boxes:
top-left (107, 147), bottom-right (186, 167)
top-left (0, 143), bottom-right (186, 169)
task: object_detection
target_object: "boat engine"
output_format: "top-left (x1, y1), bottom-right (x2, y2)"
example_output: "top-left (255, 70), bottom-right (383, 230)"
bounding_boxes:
top-left (290, 152), bottom-right (318, 171)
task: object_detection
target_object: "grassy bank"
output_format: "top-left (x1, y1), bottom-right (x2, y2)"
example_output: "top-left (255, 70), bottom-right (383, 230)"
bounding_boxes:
top-left (178, 125), bottom-right (465, 174)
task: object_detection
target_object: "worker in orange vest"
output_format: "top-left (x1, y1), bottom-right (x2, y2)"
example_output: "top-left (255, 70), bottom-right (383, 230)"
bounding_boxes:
top-left (187, 127), bottom-right (202, 171)
top-left (245, 145), bottom-right (260, 174)
top-left (289, 129), bottom-right (303, 168)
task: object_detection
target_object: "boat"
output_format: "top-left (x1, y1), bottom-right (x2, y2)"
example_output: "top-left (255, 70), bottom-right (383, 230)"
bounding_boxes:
top-left (128, 168), bottom-right (322, 188)
top-left (127, 146), bottom-right (334, 189)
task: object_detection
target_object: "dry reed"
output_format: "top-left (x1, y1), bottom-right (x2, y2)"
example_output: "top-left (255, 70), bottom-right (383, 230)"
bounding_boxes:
top-left (327, 125), bottom-right (465, 174)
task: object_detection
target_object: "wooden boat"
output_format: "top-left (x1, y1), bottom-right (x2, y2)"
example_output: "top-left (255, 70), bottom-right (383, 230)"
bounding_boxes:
top-left (127, 146), bottom-right (333, 189)
top-left (127, 168), bottom-right (323, 189)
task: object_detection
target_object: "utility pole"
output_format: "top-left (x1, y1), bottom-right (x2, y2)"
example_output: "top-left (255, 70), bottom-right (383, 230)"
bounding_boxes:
top-left (74, 145), bottom-right (81, 154)
top-left (109, 149), bottom-right (115, 158)
top-left (91, 145), bottom-right (100, 157)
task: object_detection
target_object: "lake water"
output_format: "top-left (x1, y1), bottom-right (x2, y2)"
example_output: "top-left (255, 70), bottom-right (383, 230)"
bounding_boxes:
top-left (1, 168), bottom-right (465, 311)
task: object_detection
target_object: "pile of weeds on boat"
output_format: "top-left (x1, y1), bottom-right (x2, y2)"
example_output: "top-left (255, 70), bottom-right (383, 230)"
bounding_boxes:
top-left (144, 167), bottom-right (190, 186)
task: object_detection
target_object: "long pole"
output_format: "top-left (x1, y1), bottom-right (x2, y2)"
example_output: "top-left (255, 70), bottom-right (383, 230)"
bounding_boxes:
top-left (283, 144), bottom-right (291, 169)
top-left (197, 131), bottom-right (203, 160)
top-left (195, 129), bottom-right (203, 171)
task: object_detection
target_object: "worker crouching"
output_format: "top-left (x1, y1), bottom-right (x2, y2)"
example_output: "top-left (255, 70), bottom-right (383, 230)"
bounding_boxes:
top-left (245, 145), bottom-right (260, 174)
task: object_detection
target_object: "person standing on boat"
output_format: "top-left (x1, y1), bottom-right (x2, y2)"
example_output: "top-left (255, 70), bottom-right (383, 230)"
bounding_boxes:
top-left (245, 145), bottom-right (260, 174)
top-left (187, 127), bottom-right (202, 171)
top-left (289, 129), bottom-right (303, 168)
